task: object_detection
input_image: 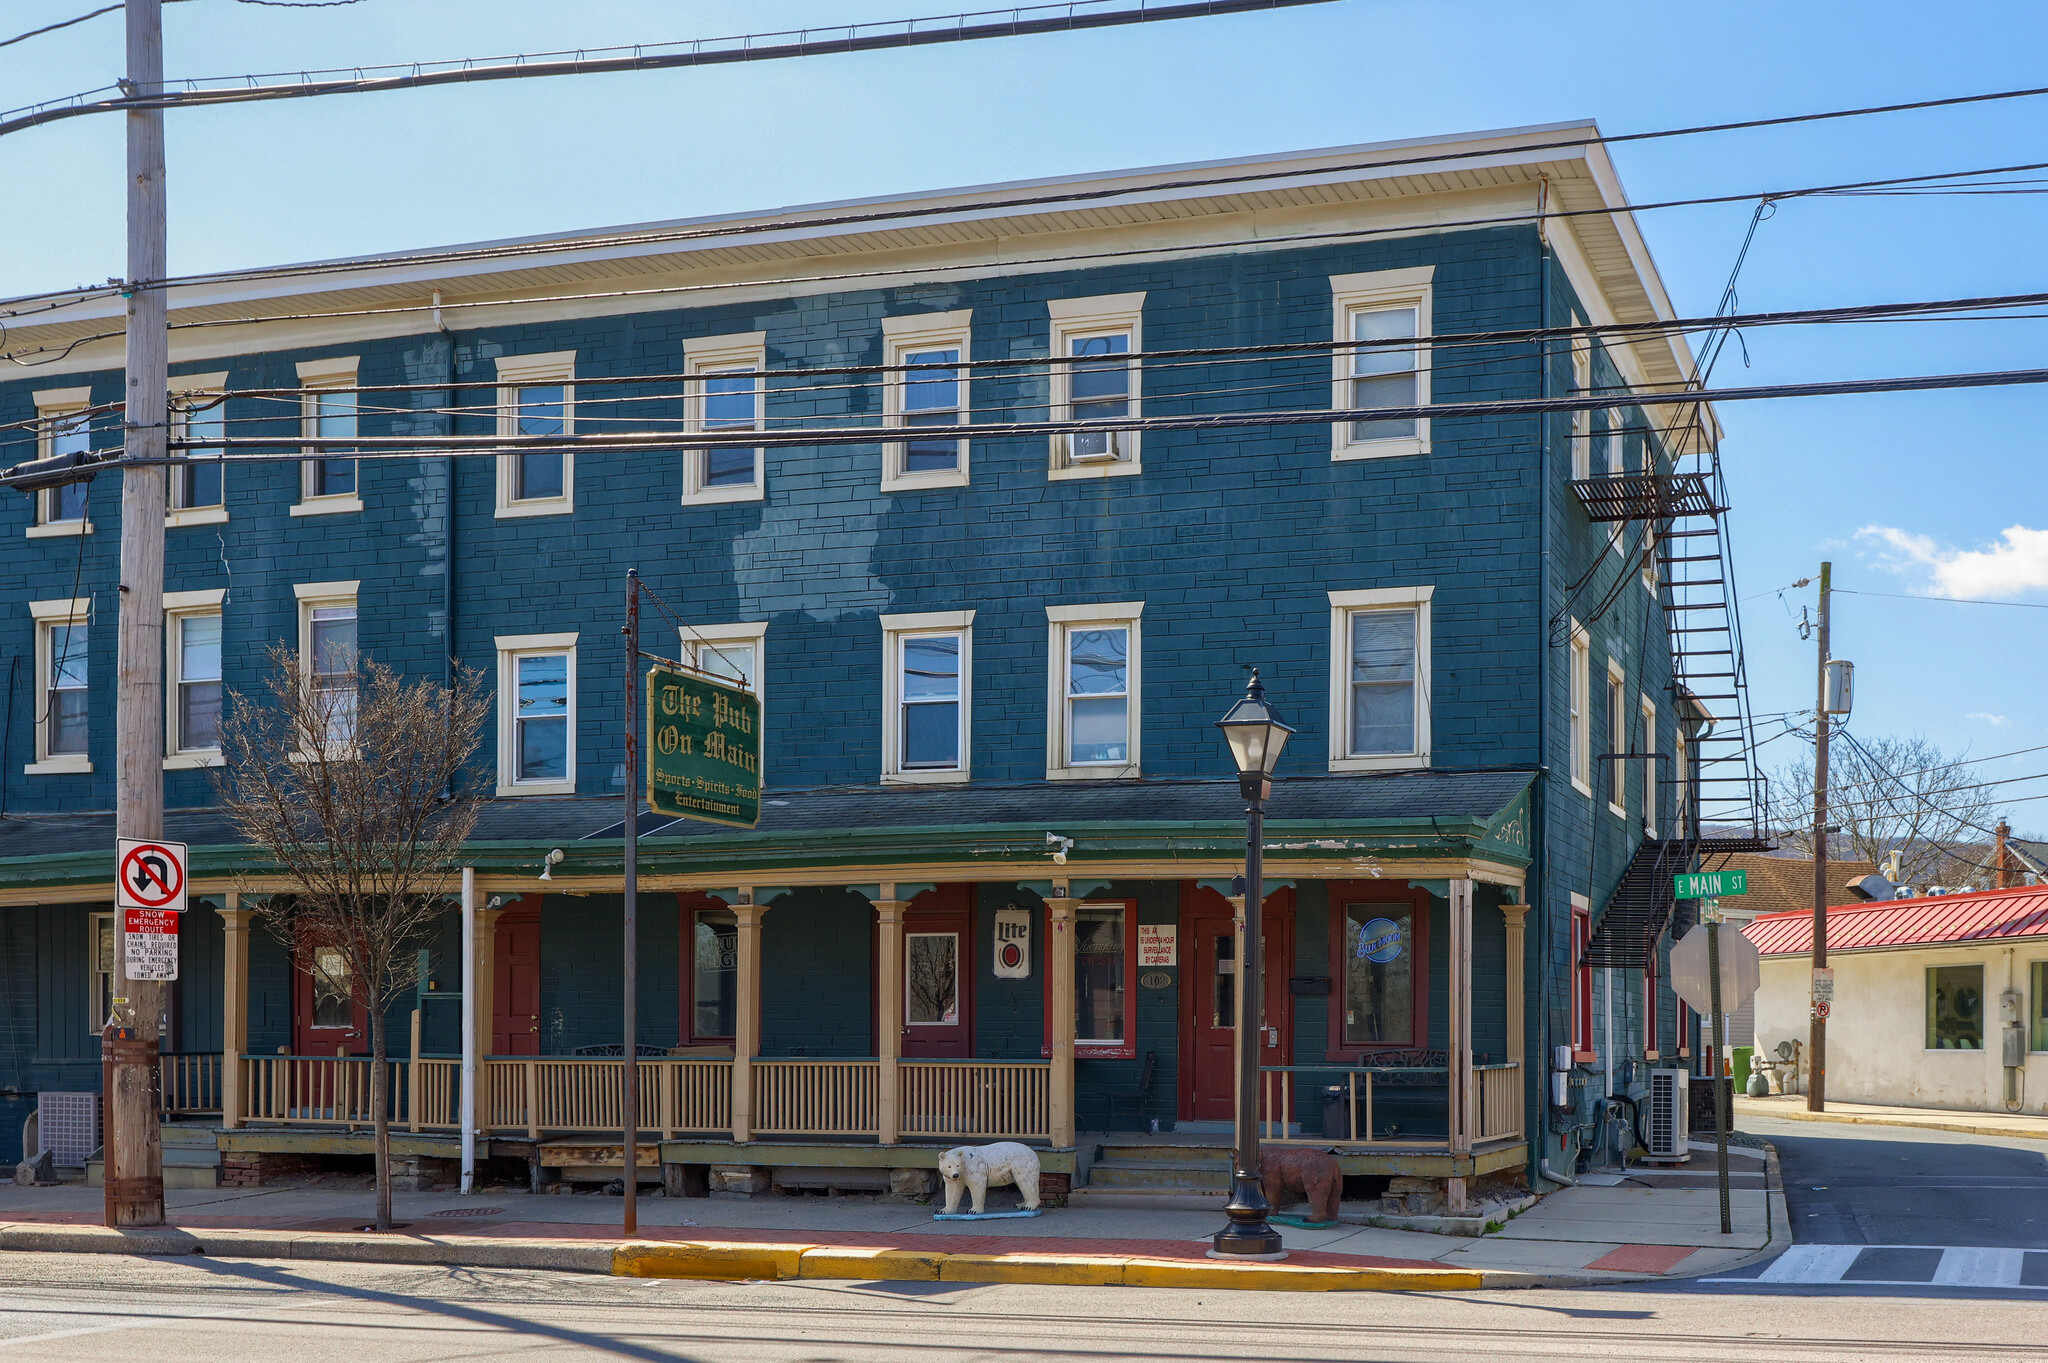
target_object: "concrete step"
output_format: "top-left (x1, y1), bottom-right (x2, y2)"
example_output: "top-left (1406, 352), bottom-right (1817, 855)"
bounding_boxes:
top-left (1095, 1143), bottom-right (1231, 1166)
top-left (1086, 1162), bottom-right (1232, 1192)
top-left (161, 1126), bottom-right (220, 1150)
top-left (1067, 1186), bottom-right (1220, 1211)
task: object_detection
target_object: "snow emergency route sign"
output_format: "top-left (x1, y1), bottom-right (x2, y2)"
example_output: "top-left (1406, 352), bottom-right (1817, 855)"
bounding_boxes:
top-left (117, 837), bottom-right (188, 913)
top-left (123, 907), bottom-right (180, 981)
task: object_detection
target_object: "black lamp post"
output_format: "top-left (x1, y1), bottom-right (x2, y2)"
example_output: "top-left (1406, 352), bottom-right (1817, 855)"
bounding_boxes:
top-left (1211, 668), bottom-right (1294, 1259)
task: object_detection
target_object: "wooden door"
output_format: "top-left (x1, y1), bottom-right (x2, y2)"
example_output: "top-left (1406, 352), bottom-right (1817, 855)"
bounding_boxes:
top-left (292, 939), bottom-right (365, 1055)
top-left (900, 886), bottom-right (974, 1059)
top-left (1178, 883), bottom-right (1293, 1122)
top-left (493, 899), bottom-right (542, 1056)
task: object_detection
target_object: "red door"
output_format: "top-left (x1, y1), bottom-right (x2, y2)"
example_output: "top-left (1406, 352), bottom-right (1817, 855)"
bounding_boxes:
top-left (1178, 883), bottom-right (1293, 1123)
top-left (900, 886), bottom-right (974, 1059)
top-left (493, 898), bottom-right (542, 1056)
top-left (292, 938), bottom-right (366, 1055)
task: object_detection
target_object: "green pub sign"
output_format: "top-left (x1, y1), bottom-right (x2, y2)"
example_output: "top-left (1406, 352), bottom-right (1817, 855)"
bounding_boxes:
top-left (647, 664), bottom-right (761, 829)
top-left (1673, 868), bottom-right (1748, 900)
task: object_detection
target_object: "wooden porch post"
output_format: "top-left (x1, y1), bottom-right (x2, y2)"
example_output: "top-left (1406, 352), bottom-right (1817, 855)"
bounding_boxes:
top-left (1046, 895), bottom-right (1078, 1149)
top-left (873, 888), bottom-right (904, 1145)
top-left (1446, 878), bottom-right (1475, 1213)
top-left (730, 896), bottom-right (767, 1143)
top-left (1500, 900), bottom-right (1529, 1073)
top-left (217, 896), bottom-right (252, 1130)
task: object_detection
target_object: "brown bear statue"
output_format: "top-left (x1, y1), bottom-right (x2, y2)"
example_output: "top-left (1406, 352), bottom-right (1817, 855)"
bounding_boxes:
top-left (1258, 1146), bottom-right (1341, 1224)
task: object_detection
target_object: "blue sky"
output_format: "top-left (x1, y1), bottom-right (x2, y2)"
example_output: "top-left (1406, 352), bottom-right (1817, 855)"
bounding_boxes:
top-left (6, 0), bottom-right (2048, 831)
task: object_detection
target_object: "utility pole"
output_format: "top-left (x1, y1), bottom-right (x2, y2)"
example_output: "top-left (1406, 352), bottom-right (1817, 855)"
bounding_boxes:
top-left (1807, 561), bottom-right (1831, 1113)
top-left (105, 0), bottom-right (169, 1227)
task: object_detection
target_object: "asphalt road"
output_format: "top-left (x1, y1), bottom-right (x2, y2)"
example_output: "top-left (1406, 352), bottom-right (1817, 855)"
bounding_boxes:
top-left (0, 1252), bottom-right (2039, 1362)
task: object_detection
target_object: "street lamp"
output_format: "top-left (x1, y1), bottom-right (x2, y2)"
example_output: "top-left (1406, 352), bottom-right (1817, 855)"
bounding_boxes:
top-left (1211, 668), bottom-right (1293, 1259)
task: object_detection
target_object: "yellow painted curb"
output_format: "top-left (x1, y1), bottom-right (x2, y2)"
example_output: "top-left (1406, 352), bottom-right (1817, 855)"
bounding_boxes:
top-left (1121, 1259), bottom-right (1479, 1292)
top-left (797, 1246), bottom-right (948, 1281)
top-left (612, 1240), bottom-right (813, 1280)
top-left (939, 1252), bottom-right (1128, 1287)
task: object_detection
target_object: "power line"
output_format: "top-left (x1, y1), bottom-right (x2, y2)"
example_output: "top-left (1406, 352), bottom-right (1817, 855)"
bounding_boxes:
top-left (0, 0), bottom-right (365, 54)
top-left (0, 3), bottom-right (121, 51)
top-left (1834, 587), bottom-right (2048, 610)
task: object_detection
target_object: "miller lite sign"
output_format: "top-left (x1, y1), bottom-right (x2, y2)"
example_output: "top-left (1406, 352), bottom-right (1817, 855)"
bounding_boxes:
top-left (993, 906), bottom-right (1031, 979)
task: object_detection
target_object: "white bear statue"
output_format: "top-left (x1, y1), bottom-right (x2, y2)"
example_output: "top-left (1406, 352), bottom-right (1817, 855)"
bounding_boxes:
top-left (937, 1141), bottom-right (1041, 1215)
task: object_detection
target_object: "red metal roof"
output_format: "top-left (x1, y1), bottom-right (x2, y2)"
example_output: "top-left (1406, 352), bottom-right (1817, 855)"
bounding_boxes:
top-left (1744, 885), bottom-right (2048, 957)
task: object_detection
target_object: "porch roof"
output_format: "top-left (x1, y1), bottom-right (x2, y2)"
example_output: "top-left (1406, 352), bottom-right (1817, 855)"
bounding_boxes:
top-left (0, 770), bottom-right (1534, 894)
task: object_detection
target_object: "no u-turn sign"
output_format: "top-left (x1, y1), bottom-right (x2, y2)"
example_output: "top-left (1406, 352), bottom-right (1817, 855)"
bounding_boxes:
top-left (117, 838), bottom-right (188, 914)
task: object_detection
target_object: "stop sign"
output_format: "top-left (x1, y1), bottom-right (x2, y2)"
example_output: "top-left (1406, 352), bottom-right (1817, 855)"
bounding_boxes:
top-left (1669, 922), bottom-right (1761, 1015)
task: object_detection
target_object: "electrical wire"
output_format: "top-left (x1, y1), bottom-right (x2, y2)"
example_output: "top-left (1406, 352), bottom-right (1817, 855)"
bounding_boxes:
top-left (1834, 587), bottom-right (2048, 610)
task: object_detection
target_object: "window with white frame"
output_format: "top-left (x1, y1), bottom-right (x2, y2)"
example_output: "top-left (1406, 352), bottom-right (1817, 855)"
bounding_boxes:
top-left (495, 633), bottom-right (578, 796)
top-left (1569, 620), bottom-right (1591, 796)
top-left (29, 387), bottom-right (93, 534)
top-left (881, 310), bottom-right (971, 490)
top-left (167, 373), bottom-right (229, 522)
top-left (1607, 660), bottom-right (1627, 817)
top-left (880, 610), bottom-right (973, 782)
top-left (295, 582), bottom-right (359, 749)
top-left (1046, 603), bottom-right (1141, 778)
top-left (90, 911), bottom-right (116, 1033)
top-left (1326, 586), bottom-right (1433, 770)
top-left (1047, 293), bottom-right (1143, 478)
top-left (1675, 726), bottom-right (1692, 830)
top-left (682, 622), bottom-right (766, 699)
top-left (295, 356), bottom-right (361, 514)
top-left (1569, 334), bottom-right (1591, 483)
top-left (1640, 698), bottom-right (1658, 836)
top-left (164, 589), bottom-right (226, 766)
top-left (1330, 267), bottom-right (1433, 461)
top-left (682, 332), bottom-right (766, 504)
top-left (492, 351), bottom-right (575, 516)
top-left (28, 598), bottom-right (90, 772)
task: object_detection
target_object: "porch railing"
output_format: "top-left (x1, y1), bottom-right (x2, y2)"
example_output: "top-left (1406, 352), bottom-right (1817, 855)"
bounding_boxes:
top-left (753, 1058), bottom-right (878, 1136)
top-left (158, 1052), bottom-right (222, 1115)
top-left (1257, 1062), bottom-right (1522, 1147)
top-left (901, 1060), bottom-right (1050, 1140)
top-left (243, 1054), bottom-right (404, 1125)
top-left (1473, 1061), bottom-right (1523, 1142)
top-left (470, 1057), bottom-right (733, 1137)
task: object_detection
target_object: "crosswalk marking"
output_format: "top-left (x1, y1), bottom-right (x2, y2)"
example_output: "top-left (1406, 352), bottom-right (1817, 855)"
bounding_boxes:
top-left (1756, 1244), bottom-right (1861, 1283)
top-left (1932, 1247), bottom-right (2024, 1287)
top-left (1711, 1244), bottom-right (2045, 1289)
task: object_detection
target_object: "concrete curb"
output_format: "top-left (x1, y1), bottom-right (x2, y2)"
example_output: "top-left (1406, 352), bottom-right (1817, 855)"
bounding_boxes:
top-left (1734, 1102), bottom-right (2048, 1143)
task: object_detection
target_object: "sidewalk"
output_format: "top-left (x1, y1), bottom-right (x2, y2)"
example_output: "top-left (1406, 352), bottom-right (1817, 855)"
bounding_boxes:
top-left (1736, 1094), bottom-right (2048, 1141)
top-left (0, 1141), bottom-right (1785, 1292)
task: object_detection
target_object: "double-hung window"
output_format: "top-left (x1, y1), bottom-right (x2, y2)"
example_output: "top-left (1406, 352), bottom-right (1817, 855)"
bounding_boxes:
top-left (682, 622), bottom-right (766, 698)
top-left (164, 589), bottom-right (226, 767)
top-left (880, 611), bottom-right (972, 783)
top-left (1570, 335), bottom-right (1592, 482)
top-left (682, 332), bottom-right (766, 504)
top-left (1607, 660), bottom-right (1628, 818)
top-left (296, 582), bottom-right (360, 750)
top-left (1046, 603), bottom-right (1142, 778)
top-left (882, 310), bottom-right (971, 490)
top-left (1571, 896), bottom-right (1594, 1059)
top-left (28, 598), bottom-right (90, 773)
top-left (1568, 620), bottom-right (1592, 796)
top-left (1047, 293), bottom-right (1143, 477)
top-left (1640, 699), bottom-right (1658, 836)
top-left (28, 387), bottom-right (93, 535)
top-left (496, 633), bottom-right (578, 796)
top-left (494, 351), bottom-right (576, 516)
top-left (1326, 587), bottom-right (1432, 770)
top-left (296, 356), bottom-right (362, 514)
top-left (168, 372), bottom-right (228, 524)
top-left (1330, 267), bottom-right (1433, 461)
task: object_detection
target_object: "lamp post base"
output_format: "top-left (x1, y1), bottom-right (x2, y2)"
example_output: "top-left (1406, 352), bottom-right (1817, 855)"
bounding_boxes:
top-left (1210, 1170), bottom-right (1286, 1259)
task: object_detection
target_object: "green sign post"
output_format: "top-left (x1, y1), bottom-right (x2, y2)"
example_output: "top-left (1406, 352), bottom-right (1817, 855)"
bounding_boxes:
top-left (1674, 868), bottom-right (1748, 900)
top-left (646, 663), bottom-right (761, 829)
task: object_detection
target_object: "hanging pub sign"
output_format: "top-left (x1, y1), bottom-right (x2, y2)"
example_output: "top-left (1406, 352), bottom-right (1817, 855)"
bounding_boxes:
top-left (646, 663), bottom-right (762, 829)
top-left (994, 906), bottom-right (1032, 979)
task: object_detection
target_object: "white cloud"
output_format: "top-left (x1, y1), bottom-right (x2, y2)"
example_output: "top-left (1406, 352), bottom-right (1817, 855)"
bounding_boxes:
top-left (1967, 712), bottom-right (2011, 727)
top-left (1858, 523), bottom-right (2048, 599)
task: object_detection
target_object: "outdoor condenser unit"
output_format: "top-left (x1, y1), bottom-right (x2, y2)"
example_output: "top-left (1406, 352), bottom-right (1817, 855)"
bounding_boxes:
top-left (1642, 1068), bottom-right (1690, 1162)
top-left (36, 1091), bottom-right (101, 1168)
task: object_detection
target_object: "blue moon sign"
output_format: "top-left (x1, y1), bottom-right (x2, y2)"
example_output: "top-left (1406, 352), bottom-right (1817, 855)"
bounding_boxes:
top-left (1356, 918), bottom-right (1404, 964)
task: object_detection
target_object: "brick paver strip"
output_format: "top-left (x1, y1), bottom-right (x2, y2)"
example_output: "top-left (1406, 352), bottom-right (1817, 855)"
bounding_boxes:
top-left (1585, 1243), bottom-right (1698, 1274)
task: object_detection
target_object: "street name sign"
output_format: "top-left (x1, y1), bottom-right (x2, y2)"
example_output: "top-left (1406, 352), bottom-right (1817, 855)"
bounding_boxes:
top-left (123, 907), bottom-right (179, 981)
top-left (116, 837), bottom-right (187, 914)
top-left (1674, 868), bottom-right (1748, 900)
top-left (646, 664), bottom-right (761, 829)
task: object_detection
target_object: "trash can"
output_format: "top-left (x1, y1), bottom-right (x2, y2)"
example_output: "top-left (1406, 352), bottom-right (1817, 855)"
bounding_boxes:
top-left (1320, 1085), bottom-right (1349, 1140)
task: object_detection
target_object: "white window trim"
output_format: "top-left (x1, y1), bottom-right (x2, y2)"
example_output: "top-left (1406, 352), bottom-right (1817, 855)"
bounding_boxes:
top-left (295, 580), bottom-right (360, 758)
top-left (163, 588), bottom-right (227, 769)
top-left (294, 356), bottom-right (364, 516)
top-left (1570, 335), bottom-right (1592, 483)
top-left (1325, 585), bottom-right (1433, 772)
top-left (1330, 266), bottom-right (1434, 462)
top-left (495, 631), bottom-right (580, 797)
top-left (89, 910), bottom-right (115, 1036)
top-left (880, 310), bottom-right (972, 492)
top-left (681, 621), bottom-right (768, 702)
top-left (1640, 697), bottom-right (1659, 836)
top-left (27, 596), bottom-right (92, 774)
top-left (1568, 620), bottom-right (1592, 797)
top-left (681, 332), bottom-right (766, 505)
top-left (28, 386), bottom-right (94, 537)
top-left (1047, 293), bottom-right (1144, 481)
top-left (1045, 601), bottom-right (1143, 780)
top-left (492, 350), bottom-right (577, 518)
top-left (879, 609), bottom-right (974, 784)
top-left (167, 371), bottom-right (230, 527)
top-left (1606, 658), bottom-right (1628, 817)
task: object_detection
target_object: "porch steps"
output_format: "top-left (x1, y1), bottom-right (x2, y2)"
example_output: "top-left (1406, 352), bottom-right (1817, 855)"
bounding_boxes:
top-left (1068, 1141), bottom-right (1233, 1209)
top-left (86, 1125), bottom-right (222, 1189)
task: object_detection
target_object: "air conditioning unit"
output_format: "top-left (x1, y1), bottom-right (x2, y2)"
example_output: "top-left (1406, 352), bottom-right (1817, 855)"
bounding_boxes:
top-left (1064, 429), bottom-right (1123, 463)
top-left (1641, 1068), bottom-right (1690, 1163)
top-left (37, 1091), bottom-right (101, 1168)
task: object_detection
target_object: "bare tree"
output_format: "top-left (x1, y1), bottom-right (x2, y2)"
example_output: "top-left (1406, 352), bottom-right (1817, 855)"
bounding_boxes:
top-left (1770, 734), bottom-right (1997, 889)
top-left (215, 644), bottom-right (489, 1230)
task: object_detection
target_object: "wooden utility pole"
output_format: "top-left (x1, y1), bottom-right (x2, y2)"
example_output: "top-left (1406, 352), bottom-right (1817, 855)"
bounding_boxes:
top-left (1807, 561), bottom-right (1831, 1113)
top-left (105, 0), bottom-right (169, 1227)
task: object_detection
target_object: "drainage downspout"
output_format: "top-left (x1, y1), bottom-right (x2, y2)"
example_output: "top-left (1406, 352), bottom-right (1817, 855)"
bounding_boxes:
top-left (1534, 225), bottom-right (1561, 1185)
top-left (436, 291), bottom-right (457, 794)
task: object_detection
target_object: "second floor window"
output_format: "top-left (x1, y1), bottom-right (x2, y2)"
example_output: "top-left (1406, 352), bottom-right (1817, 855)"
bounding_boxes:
top-left (1348, 608), bottom-right (1418, 757)
top-left (175, 613), bottom-right (223, 751)
top-left (1569, 622), bottom-right (1591, 795)
top-left (45, 621), bottom-right (88, 756)
top-left (309, 604), bottom-right (358, 745)
top-left (1065, 626), bottom-right (1130, 766)
top-left (514, 653), bottom-right (570, 783)
top-left (900, 633), bottom-right (963, 771)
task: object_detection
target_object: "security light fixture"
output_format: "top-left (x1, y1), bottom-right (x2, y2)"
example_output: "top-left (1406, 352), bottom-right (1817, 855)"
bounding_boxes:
top-left (538, 848), bottom-right (565, 881)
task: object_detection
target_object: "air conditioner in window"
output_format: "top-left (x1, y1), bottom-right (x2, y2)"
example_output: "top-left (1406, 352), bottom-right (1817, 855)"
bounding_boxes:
top-left (1641, 1068), bottom-right (1690, 1163)
top-left (1064, 428), bottom-right (1124, 463)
